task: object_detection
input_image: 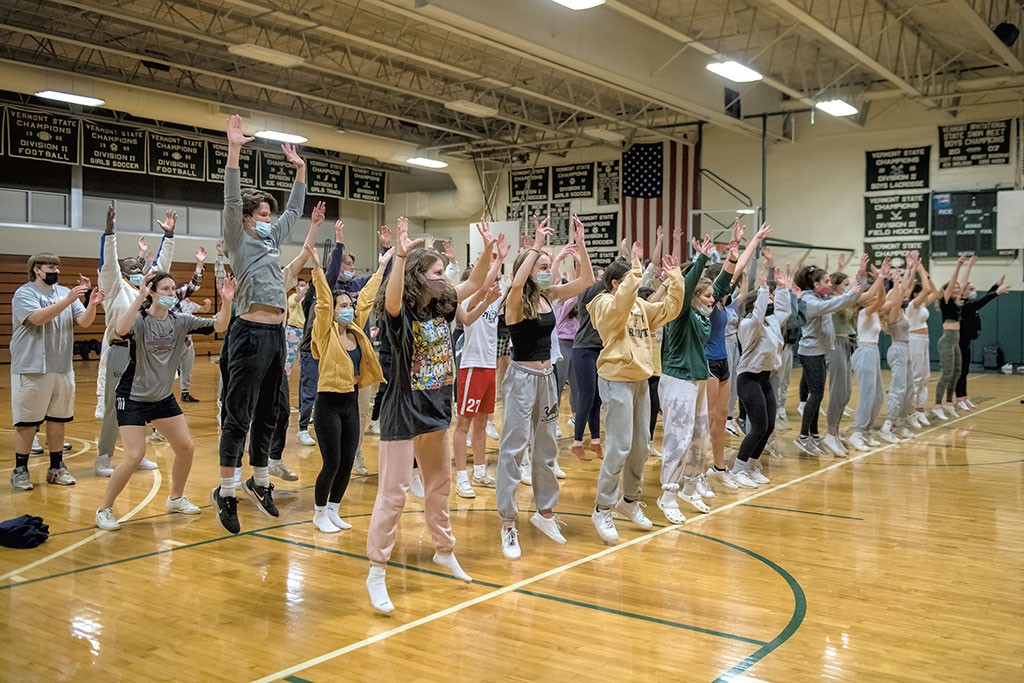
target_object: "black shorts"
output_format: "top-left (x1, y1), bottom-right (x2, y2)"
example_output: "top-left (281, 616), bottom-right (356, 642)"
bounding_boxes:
top-left (116, 395), bottom-right (183, 426)
top-left (708, 358), bottom-right (730, 382)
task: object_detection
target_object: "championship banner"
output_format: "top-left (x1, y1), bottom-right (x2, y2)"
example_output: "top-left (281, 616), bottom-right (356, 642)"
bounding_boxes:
top-left (509, 168), bottom-right (550, 203)
top-left (309, 158), bottom-right (346, 198)
top-left (207, 142), bottom-right (257, 186)
top-left (5, 106), bottom-right (80, 165)
top-left (866, 147), bottom-right (930, 192)
top-left (258, 149), bottom-right (297, 191)
top-left (552, 163), bottom-right (594, 200)
top-left (147, 132), bottom-right (205, 180)
top-left (347, 165), bottom-right (385, 203)
top-left (82, 120), bottom-right (146, 173)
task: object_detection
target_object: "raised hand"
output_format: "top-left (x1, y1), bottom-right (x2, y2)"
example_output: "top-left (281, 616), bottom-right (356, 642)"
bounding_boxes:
top-left (631, 241), bottom-right (644, 262)
top-left (532, 216), bottom-right (551, 249)
top-left (761, 245), bottom-right (773, 264)
top-left (476, 220), bottom-right (496, 252)
top-left (838, 251), bottom-right (851, 271)
top-left (758, 268), bottom-right (768, 287)
top-left (310, 201), bottom-right (326, 228)
top-left (226, 114), bottom-right (254, 147)
top-left (88, 287), bottom-right (105, 307)
top-left (485, 281), bottom-right (502, 304)
top-left (304, 242), bottom-right (321, 270)
top-left (556, 242), bottom-right (578, 263)
top-left (662, 254), bottom-right (678, 271)
top-left (156, 209), bottom-right (177, 234)
top-left (215, 240), bottom-right (224, 256)
top-left (753, 223), bottom-right (772, 242)
top-left (443, 240), bottom-right (455, 261)
top-left (521, 234), bottom-right (532, 250)
top-left (105, 203), bottom-right (116, 235)
top-left (395, 216), bottom-right (423, 257)
top-left (138, 236), bottom-right (149, 256)
top-left (334, 219), bottom-right (345, 244)
top-left (378, 224), bottom-right (392, 248)
top-left (195, 246), bottom-right (207, 264)
top-left (137, 272), bottom-right (156, 300)
top-left (729, 242), bottom-right (739, 261)
top-left (281, 142), bottom-right (305, 170)
top-left (656, 225), bottom-right (664, 242)
top-left (378, 247), bottom-right (396, 268)
top-left (733, 218), bottom-right (746, 243)
top-left (693, 235), bottom-right (714, 257)
top-left (859, 253), bottom-right (869, 275)
top-left (495, 233), bottom-right (511, 262)
top-left (219, 274), bottom-right (236, 303)
top-left (572, 214), bottom-right (587, 245)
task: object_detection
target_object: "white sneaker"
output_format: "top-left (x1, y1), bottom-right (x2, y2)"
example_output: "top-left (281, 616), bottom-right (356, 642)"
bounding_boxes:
top-left (591, 508), bottom-right (619, 543)
top-left (915, 411), bottom-right (930, 426)
top-left (706, 466), bottom-right (739, 491)
top-left (776, 408), bottom-right (788, 424)
top-left (822, 434), bottom-right (847, 457)
top-left (843, 407), bottom-right (852, 417)
top-left (797, 402), bottom-right (806, 416)
top-left (521, 463), bottom-right (532, 486)
top-left (149, 430), bottom-right (166, 443)
top-left (794, 435), bottom-right (819, 455)
top-left (367, 419), bottom-right (380, 435)
top-left (472, 473), bottom-right (497, 488)
top-left (94, 402), bottom-right (104, 419)
top-left (95, 507), bottom-right (120, 530)
top-left (647, 442), bottom-right (662, 458)
top-left (138, 457), bottom-right (159, 471)
top-left (456, 478), bottom-right (476, 499)
top-left (678, 489), bottom-right (711, 514)
top-left (296, 430), bottom-right (316, 446)
top-left (749, 462), bottom-right (770, 485)
top-left (46, 467), bottom-right (76, 486)
top-left (529, 512), bottom-right (567, 544)
top-left (944, 404), bottom-right (960, 418)
top-left (694, 473), bottom-right (716, 499)
top-left (501, 526), bottom-right (521, 560)
top-left (567, 416), bottom-right (575, 429)
top-left (932, 406), bottom-right (949, 421)
top-left (724, 419), bottom-right (743, 438)
top-left (94, 454), bottom-right (114, 477)
top-left (555, 425), bottom-right (563, 439)
top-left (895, 426), bottom-right (914, 439)
top-left (613, 498), bottom-right (653, 530)
top-left (550, 460), bottom-right (567, 479)
top-left (865, 433), bottom-right (882, 447)
top-left (486, 419), bottom-right (499, 440)
top-left (409, 468), bottom-right (425, 499)
top-left (165, 496), bottom-right (201, 515)
top-left (656, 488), bottom-right (686, 524)
top-left (31, 435), bottom-right (43, 454)
top-left (965, 399), bottom-right (977, 409)
top-left (878, 426), bottom-right (901, 444)
top-left (765, 436), bottom-right (783, 459)
top-left (849, 432), bottom-right (870, 452)
top-left (731, 468), bottom-right (758, 488)
top-left (352, 454), bottom-right (369, 477)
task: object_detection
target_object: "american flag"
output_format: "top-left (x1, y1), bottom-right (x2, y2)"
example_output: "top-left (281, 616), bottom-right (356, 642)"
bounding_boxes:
top-left (622, 140), bottom-right (698, 251)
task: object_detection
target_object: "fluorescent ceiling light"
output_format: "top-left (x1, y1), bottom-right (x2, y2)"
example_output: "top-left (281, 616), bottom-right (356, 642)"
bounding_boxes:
top-left (228, 43), bottom-right (305, 68)
top-left (587, 128), bottom-right (626, 143)
top-left (34, 90), bottom-right (105, 107)
top-left (255, 130), bottom-right (308, 144)
top-left (705, 61), bottom-right (763, 83)
top-left (737, 209), bottom-right (757, 215)
top-left (815, 99), bottom-right (858, 117)
top-left (407, 157), bottom-right (449, 169)
top-left (550, 0), bottom-right (605, 9)
top-left (445, 99), bottom-right (499, 117)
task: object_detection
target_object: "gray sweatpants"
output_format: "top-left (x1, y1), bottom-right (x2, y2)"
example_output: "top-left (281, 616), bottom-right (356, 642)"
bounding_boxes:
top-left (909, 333), bottom-right (930, 410)
top-left (886, 341), bottom-right (913, 422)
top-left (496, 362), bottom-right (560, 522)
top-left (595, 378), bottom-right (651, 508)
top-left (97, 343), bottom-right (130, 458)
top-left (851, 344), bottom-right (884, 433)
top-left (771, 343), bottom-right (794, 411)
top-left (658, 375), bottom-right (709, 492)
top-left (826, 336), bottom-right (853, 430)
top-left (726, 336), bottom-right (740, 417)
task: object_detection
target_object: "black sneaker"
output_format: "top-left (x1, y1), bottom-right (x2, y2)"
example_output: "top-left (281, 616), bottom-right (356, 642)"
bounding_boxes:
top-left (210, 486), bottom-right (240, 533)
top-left (243, 477), bottom-right (279, 517)
top-left (181, 392), bottom-right (200, 403)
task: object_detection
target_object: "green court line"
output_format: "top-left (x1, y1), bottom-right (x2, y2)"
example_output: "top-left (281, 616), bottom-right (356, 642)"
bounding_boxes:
top-left (676, 530), bottom-right (807, 683)
top-left (283, 677), bottom-right (316, 683)
top-left (739, 503), bottom-right (864, 521)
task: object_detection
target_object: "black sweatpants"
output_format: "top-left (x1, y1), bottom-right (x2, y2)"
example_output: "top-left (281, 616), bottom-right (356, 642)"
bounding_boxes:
top-left (572, 346), bottom-right (602, 441)
top-left (219, 318), bottom-right (288, 469)
top-left (797, 353), bottom-right (827, 437)
top-left (312, 390), bottom-right (361, 506)
top-left (954, 336), bottom-right (972, 399)
top-left (736, 370), bottom-right (776, 462)
top-left (648, 375), bottom-right (661, 439)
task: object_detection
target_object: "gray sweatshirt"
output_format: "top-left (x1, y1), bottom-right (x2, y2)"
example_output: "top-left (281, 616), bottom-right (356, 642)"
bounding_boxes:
top-left (222, 166), bottom-right (305, 314)
top-left (796, 288), bottom-right (860, 357)
top-left (736, 285), bottom-right (791, 375)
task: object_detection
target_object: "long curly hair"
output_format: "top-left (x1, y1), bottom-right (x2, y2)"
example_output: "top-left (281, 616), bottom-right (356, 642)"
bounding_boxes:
top-left (374, 247), bottom-right (456, 320)
top-left (500, 248), bottom-right (551, 320)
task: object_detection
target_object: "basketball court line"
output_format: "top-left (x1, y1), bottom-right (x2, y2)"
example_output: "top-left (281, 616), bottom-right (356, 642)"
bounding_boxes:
top-left (249, 392), bottom-right (1024, 683)
top-left (0, 436), bottom-right (92, 474)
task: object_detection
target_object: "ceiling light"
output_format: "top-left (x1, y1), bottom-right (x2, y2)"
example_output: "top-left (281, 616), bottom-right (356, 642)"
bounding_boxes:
top-left (815, 99), bottom-right (859, 117)
top-left (550, 0), bottom-right (605, 9)
top-left (737, 209), bottom-right (757, 215)
top-left (445, 99), bottom-right (499, 118)
top-left (705, 61), bottom-right (763, 83)
top-left (587, 128), bottom-right (626, 143)
top-left (407, 157), bottom-right (449, 169)
top-left (34, 90), bottom-right (105, 107)
top-left (255, 130), bottom-right (308, 144)
top-left (228, 43), bottom-right (305, 68)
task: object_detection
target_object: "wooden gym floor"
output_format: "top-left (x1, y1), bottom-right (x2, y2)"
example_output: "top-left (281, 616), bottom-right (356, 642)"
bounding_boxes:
top-left (1, 358), bottom-right (1022, 682)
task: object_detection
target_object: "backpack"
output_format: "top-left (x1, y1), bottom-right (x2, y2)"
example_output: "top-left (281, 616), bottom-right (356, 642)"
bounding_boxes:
top-left (783, 294), bottom-right (806, 345)
top-left (983, 344), bottom-right (1002, 370)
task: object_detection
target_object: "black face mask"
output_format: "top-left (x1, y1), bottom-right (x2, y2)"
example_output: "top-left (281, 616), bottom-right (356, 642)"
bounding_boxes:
top-left (41, 272), bottom-right (59, 286)
top-left (766, 303), bottom-right (775, 317)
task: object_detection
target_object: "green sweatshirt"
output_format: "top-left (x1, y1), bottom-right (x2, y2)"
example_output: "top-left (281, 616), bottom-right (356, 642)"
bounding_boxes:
top-left (661, 253), bottom-right (731, 381)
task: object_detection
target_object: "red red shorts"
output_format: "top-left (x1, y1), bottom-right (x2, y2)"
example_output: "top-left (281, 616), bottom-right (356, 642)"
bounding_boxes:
top-left (457, 367), bottom-right (496, 416)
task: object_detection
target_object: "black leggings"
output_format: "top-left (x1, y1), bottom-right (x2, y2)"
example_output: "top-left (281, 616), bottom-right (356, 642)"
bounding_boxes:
top-left (954, 337), bottom-right (972, 399)
top-left (572, 346), bottom-right (602, 441)
top-left (312, 390), bottom-right (360, 506)
top-left (736, 371), bottom-right (776, 461)
top-left (648, 375), bottom-right (661, 439)
top-left (797, 354), bottom-right (826, 437)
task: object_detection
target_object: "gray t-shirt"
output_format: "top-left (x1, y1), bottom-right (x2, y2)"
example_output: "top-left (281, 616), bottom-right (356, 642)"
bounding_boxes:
top-left (222, 166), bottom-right (305, 315)
top-left (11, 282), bottom-right (86, 375)
top-left (117, 310), bottom-right (216, 402)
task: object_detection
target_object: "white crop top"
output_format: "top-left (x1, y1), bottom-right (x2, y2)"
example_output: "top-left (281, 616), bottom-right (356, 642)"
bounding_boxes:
top-left (905, 301), bottom-right (929, 332)
top-left (858, 308), bottom-right (881, 345)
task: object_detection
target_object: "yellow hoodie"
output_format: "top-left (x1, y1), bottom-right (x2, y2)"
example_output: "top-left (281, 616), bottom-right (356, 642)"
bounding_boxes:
top-left (311, 267), bottom-right (385, 393)
top-left (587, 260), bottom-right (685, 382)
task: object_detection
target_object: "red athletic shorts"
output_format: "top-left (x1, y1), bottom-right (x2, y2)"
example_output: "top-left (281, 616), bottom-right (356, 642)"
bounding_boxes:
top-left (457, 367), bottom-right (496, 416)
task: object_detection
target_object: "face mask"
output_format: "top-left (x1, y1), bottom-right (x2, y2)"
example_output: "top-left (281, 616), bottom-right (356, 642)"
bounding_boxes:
top-left (341, 270), bottom-right (355, 281)
top-left (157, 295), bottom-right (177, 309)
top-left (766, 304), bottom-right (775, 317)
top-left (967, 290), bottom-right (978, 301)
top-left (814, 283), bottom-right (831, 296)
top-left (41, 272), bottom-right (59, 286)
top-left (128, 273), bottom-right (144, 287)
top-left (336, 309), bottom-right (355, 326)
top-left (535, 272), bottom-right (553, 289)
top-left (695, 304), bottom-right (712, 317)
top-left (426, 278), bottom-right (448, 295)
top-left (253, 221), bottom-right (273, 239)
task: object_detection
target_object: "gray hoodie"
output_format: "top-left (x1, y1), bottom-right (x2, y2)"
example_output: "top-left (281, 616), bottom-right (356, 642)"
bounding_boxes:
top-left (736, 285), bottom-right (791, 375)
top-left (797, 288), bottom-right (860, 357)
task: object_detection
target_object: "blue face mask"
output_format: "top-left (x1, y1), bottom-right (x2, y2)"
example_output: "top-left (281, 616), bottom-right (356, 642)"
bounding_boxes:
top-left (336, 309), bottom-right (355, 326)
top-left (341, 270), bottom-right (355, 281)
top-left (128, 273), bottom-right (144, 287)
top-left (157, 295), bottom-right (177, 309)
top-left (535, 272), bottom-right (553, 289)
top-left (253, 221), bottom-right (273, 239)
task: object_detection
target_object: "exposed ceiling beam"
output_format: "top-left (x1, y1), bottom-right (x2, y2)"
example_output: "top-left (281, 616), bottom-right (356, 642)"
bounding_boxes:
top-left (947, 0), bottom-right (1024, 74)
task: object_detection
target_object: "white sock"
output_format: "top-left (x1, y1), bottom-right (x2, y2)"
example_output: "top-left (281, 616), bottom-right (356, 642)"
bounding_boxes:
top-left (882, 420), bottom-right (893, 432)
top-left (730, 460), bottom-right (746, 476)
top-left (325, 502), bottom-right (352, 530)
top-left (312, 506), bottom-right (340, 533)
top-left (253, 466), bottom-right (270, 488)
top-left (233, 466), bottom-right (243, 482)
top-left (366, 566), bottom-right (394, 613)
top-left (219, 476), bottom-right (236, 498)
top-left (269, 458), bottom-right (283, 466)
top-left (473, 464), bottom-right (486, 478)
top-left (432, 552), bottom-right (472, 583)
top-left (456, 469), bottom-right (470, 484)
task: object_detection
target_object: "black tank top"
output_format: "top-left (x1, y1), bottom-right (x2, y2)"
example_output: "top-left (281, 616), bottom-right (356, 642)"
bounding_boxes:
top-left (508, 310), bottom-right (556, 362)
top-left (939, 297), bottom-right (961, 322)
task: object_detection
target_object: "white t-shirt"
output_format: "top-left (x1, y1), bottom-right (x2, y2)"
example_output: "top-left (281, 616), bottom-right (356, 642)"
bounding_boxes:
top-left (460, 298), bottom-right (499, 369)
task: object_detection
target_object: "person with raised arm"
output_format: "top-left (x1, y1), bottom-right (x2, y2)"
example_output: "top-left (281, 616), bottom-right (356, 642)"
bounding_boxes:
top-left (95, 271), bottom-right (232, 530)
top-left (211, 114), bottom-right (306, 534)
top-left (10, 256), bottom-right (103, 490)
top-left (848, 260), bottom-right (897, 451)
top-left (879, 258), bottom-right (919, 442)
top-left (906, 256), bottom-right (940, 426)
top-left (932, 255), bottom-right (969, 421)
top-left (364, 217), bottom-right (496, 613)
top-left (954, 272), bottom-right (1013, 411)
top-left (496, 214), bottom-right (595, 561)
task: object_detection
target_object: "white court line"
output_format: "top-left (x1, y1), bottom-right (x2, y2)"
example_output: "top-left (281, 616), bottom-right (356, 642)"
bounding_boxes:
top-left (0, 469), bottom-right (163, 584)
top-left (0, 437), bottom-right (93, 474)
top-left (252, 393), bottom-right (1024, 683)
top-left (9, 575), bottom-right (27, 583)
